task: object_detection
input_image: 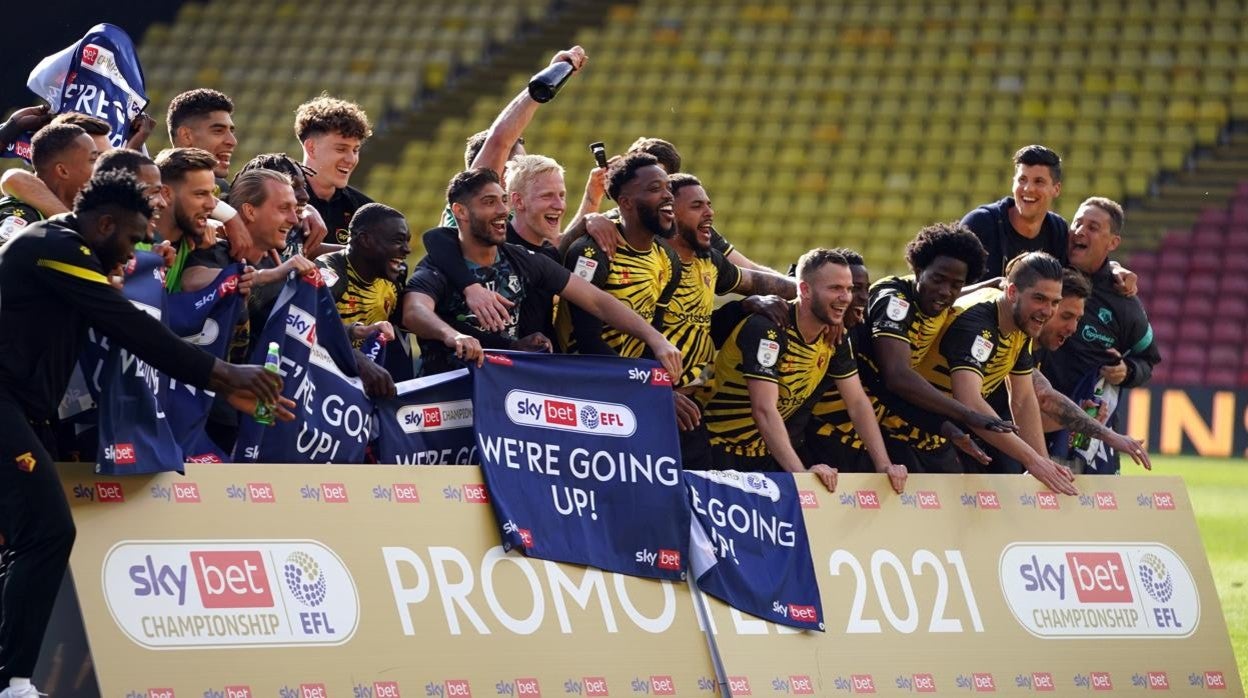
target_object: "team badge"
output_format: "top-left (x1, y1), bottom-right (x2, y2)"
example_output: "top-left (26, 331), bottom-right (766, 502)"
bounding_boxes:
top-left (702, 272), bottom-right (712, 288)
top-left (757, 339), bottom-right (780, 368)
top-left (1098, 307), bottom-right (1113, 324)
top-left (573, 255), bottom-right (598, 281)
top-left (886, 295), bottom-right (909, 321)
top-left (15, 451), bottom-right (36, 472)
top-left (318, 267), bottom-right (339, 287)
top-left (507, 275), bottom-right (522, 294)
top-left (971, 335), bottom-right (994, 363)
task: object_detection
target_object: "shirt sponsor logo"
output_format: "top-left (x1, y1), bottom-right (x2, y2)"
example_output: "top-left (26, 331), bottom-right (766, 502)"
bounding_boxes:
top-left (999, 543), bottom-right (1200, 638)
top-left (102, 540), bottom-right (359, 649)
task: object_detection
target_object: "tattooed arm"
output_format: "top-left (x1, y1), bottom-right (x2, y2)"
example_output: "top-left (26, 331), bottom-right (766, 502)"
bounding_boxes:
top-left (1033, 371), bottom-right (1151, 469)
top-left (735, 268), bottom-right (797, 300)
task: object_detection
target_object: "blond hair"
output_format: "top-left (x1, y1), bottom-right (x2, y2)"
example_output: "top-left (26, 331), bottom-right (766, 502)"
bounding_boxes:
top-left (504, 154), bottom-right (564, 197)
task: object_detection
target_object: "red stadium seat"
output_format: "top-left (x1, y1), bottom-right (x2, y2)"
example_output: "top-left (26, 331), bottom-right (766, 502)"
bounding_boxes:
top-left (1150, 319), bottom-right (1178, 344)
top-left (1149, 295), bottom-right (1182, 319)
top-left (1189, 251), bottom-right (1222, 273)
top-left (1171, 366), bottom-right (1205, 385)
top-left (1156, 248), bottom-right (1189, 274)
top-left (1214, 296), bottom-right (1248, 321)
top-left (1191, 226), bottom-right (1224, 249)
top-left (1184, 274), bottom-right (1218, 296)
top-left (1177, 319), bottom-right (1210, 341)
top-left (1205, 367), bottom-right (1238, 386)
top-left (1226, 229), bottom-right (1248, 252)
top-left (1237, 181), bottom-right (1248, 199)
top-left (1198, 207), bottom-right (1231, 226)
top-left (1232, 201), bottom-right (1248, 225)
top-left (1127, 251), bottom-right (1157, 276)
top-left (1207, 345), bottom-right (1242, 369)
top-left (1174, 345), bottom-right (1207, 368)
top-left (1179, 298), bottom-right (1212, 321)
top-left (1241, 369), bottom-right (1248, 387)
top-left (1153, 273), bottom-right (1185, 295)
top-left (1219, 274), bottom-right (1248, 295)
top-left (1210, 323), bottom-right (1244, 345)
top-left (1151, 363), bottom-right (1171, 383)
top-left (1223, 252), bottom-right (1248, 274)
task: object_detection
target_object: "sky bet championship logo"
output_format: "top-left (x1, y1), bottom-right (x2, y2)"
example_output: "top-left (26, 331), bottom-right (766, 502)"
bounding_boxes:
top-left (504, 389), bottom-right (636, 437)
top-left (101, 540), bottom-right (359, 649)
top-left (998, 543), bottom-right (1200, 639)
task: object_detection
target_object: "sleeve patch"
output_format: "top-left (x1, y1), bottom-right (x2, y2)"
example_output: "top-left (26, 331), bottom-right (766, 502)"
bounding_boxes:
top-left (757, 339), bottom-right (780, 367)
top-left (971, 335), bottom-right (994, 362)
top-left (886, 295), bottom-right (910, 321)
top-left (318, 266), bottom-right (339, 288)
top-left (573, 255), bottom-right (599, 281)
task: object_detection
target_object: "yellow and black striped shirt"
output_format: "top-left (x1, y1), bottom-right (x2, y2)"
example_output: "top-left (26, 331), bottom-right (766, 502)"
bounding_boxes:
top-left (317, 250), bottom-right (398, 347)
top-left (557, 229), bottom-right (679, 358)
top-left (660, 249), bottom-right (741, 386)
top-left (700, 302), bottom-right (855, 457)
top-left (915, 287), bottom-right (1035, 397)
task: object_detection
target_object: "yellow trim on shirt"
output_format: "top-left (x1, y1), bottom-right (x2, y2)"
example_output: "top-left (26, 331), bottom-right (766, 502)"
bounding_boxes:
top-left (37, 259), bottom-right (108, 284)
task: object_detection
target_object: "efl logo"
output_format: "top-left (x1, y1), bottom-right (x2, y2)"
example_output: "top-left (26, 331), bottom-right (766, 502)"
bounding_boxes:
top-left (82, 44), bottom-right (99, 65)
top-left (1095, 491), bottom-right (1118, 510)
top-left (1065, 552), bottom-right (1133, 603)
top-left (506, 390), bottom-right (637, 437)
top-left (393, 483), bottom-right (420, 503)
top-left (1031, 673), bottom-right (1055, 692)
top-left (1090, 672), bottom-right (1113, 691)
top-left (851, 675), bottom-right (876, 693)
top-left (977, 491), bottom-right (1001, 509)
top-left (788, 604), bottom-right (818, 623)
top-left (444, 680), bottom-right (472, 697)
top-left (1153, 492), bottom-right (1176, 510)
top-left (856, 490), bottom-right (881, 509)
top-left (917, 491), bottom-right (940, 509)
top-left (321, 483), bottom-right (349, 503)
top-left (583, 677), bottom-right (609, 697)
top-left (111, 443), bottom-right (136, 464)
top-left (299, 684), bottom-right (327, 698)
top-left (1147, 672), bottom-right (1169, 691)
top-left (462, 483), bottom-right (490, 504)
top-left (657, 549), bottom-right (681, 571)
top-left (374, 682), bottom-right (401, 698)
top-left (173, 482), bottom-right (200, 503)
top-left (972, 673), bottom-right (996, 692)
top-left (649, 676), bottom-right (675, 696)
top-left (190, 551), bottom-right (274, 608)
top-left (1036, 491), bottom-right (1060, 510)
top-left (224, 687), bottom-right (251, 698)
top-left (96, 482), bottom-right (125, 503)
top-left (148, 689), bottom-right (174, 698)
top-left (514, 678), bottom-right (540, 697)
top-left (1204, 671), bottom-right (1226, 690)
top-left (248, 483), bottom-right (275, 503)
top-left (798, 490), bottom-right (819, 508)
top-left (912, 674), bottom-right (936, 693)
top-left (789, 676), bottom-right (815, 695)
top-left (727, 677), bottom-right (751, 695)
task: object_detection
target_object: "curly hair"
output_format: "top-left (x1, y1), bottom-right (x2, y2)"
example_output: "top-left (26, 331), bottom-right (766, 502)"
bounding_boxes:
top-left (73, 169), bottom-right (153, 218)
top-left (294, 94), bottom-right (373, 142)
top-left (167, 88), bottom-right (234, 138)
top-left (904, 222), bottom-right (987, 282)
top-left (606, 151), bottom-right (660, 201)
top-left (667, 172), bottom-right (702, 199)
top-left (94, 148), bottom-right (155, 177)
top-left (446, 167), bottom-right (501, 206)
top-left (31, 123), bottom-right (88, 171)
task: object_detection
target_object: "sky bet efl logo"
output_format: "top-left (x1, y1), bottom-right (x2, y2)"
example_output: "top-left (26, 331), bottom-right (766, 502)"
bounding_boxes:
top-left (102, 540), bottom-right (358, 649)
top-left (505, 390), bottom-right (636, 437)
top-left (999, 543), bottom-right (1200, 639)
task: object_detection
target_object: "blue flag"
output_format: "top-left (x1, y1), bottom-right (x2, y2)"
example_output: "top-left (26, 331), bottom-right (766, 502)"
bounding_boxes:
top-left (373, 369), bottom-right (475, 465)
top-left (95, 252), bottom-right (183, 474)
top-left (164, 264), bottom-right (246, 463)
top-left (685, 470), bottom-right (824, 631)
top-left (22, 23), bottom-right (147, 153)
top-left (233, 271), bottom-right (371, 463)
top-left (472, 351), bottom-right (688, 580)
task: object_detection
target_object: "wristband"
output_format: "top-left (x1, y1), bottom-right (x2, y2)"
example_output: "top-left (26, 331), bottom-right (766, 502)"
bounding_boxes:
top-left (211, 200), bottom-right (238, 223)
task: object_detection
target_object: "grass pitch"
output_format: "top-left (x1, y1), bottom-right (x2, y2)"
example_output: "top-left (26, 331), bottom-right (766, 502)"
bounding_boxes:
top-left (1146, 456), bottom-right (1247, 681)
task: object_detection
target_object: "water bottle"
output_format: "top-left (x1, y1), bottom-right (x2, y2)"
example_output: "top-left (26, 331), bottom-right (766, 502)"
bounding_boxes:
top-left (528, 60), bottom-right (575, 103)
top-left (1070, 384), bottom-right (1105, 450)
top-left (253, 341), bottom-right (282, 426)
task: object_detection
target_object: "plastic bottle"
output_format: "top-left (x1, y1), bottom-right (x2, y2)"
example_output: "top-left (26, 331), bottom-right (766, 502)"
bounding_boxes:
top-left (1070, 384), bottom-right (1105, 450)
top-left (253, 341), bottom-right (281, 426)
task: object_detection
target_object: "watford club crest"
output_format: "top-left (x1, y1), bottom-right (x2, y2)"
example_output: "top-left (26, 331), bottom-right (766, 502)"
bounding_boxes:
top-left (701, 271), bottom-right (712, 288)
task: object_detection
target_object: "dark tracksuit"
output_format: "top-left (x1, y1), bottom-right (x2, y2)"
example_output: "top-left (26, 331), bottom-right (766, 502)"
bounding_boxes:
top-left (0, 215), bottom-right (215, 681)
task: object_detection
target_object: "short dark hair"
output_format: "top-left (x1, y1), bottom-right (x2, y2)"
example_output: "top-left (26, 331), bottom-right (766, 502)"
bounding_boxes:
top-left (1013, 144), bottom-right (1062, 183)
top-left (1080, 196), bottom-right (1125, 235)
top-left (606, 151), bottom-right (659, 201)
top-left (1005, 251), bottom-right (1064, 290)
top-left (795, 247), bottom-right (850, 282)
top-left (294, 94), bottom-right (372, 142)
top-left (167, 88), bottom-right (234, 139)
top-left (51, 111), bottom-right (110, 136)
top-left (463, 129), bottom-right (523, 169)
top-left (904, 222), bottom-right (987, 281)
top-left (73, 169), bottom-right (153, 218)
top-left (1061, 267), bottom-right (1092, 300)
top-left (446, 167), bottom-right (501, 206)
top-left (154, 147), bottom-right (218, 184)
top-left (227, 169), bottom-right (292, 209)
top-left (667, 172), bottom-right (702, 198)
top-left (827, 247), bottom-right (865, 266)
top-left (349, 202), bottom-right (405, 238)
top-left (235, 152), bottom-right (314, 185)
top-left (31, 123), bottom-right (88, 172)
top-left (628, 137), bottom-right (681, 173)
top-left (94, 148), bottom-right (155, 177)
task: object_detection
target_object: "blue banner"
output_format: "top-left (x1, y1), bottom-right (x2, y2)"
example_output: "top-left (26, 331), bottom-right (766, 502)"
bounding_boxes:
top-left (164, 264), bottom-right (245, 463)
top-left (22, 23), bottom-right (147, 153)
top-left (233, 271), bottom-right (371, 464)
top-left (472, 351), bottom-right (688, 580)
top-left (373, 369), bottom-right (476, 465)
top-left (95, 252), bottom-right (183, 474)
top-left (684, 470), bottom-right (824, 631)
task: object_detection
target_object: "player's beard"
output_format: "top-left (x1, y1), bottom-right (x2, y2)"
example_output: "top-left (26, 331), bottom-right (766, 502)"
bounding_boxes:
top-left (638, 200), bottom-right (674, 239)
top-left (467, 211), bottom-right (503, 247)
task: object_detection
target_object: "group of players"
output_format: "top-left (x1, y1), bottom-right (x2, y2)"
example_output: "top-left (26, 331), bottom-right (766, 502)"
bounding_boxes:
top-left (0, 45), bottom-right (1159, 696)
